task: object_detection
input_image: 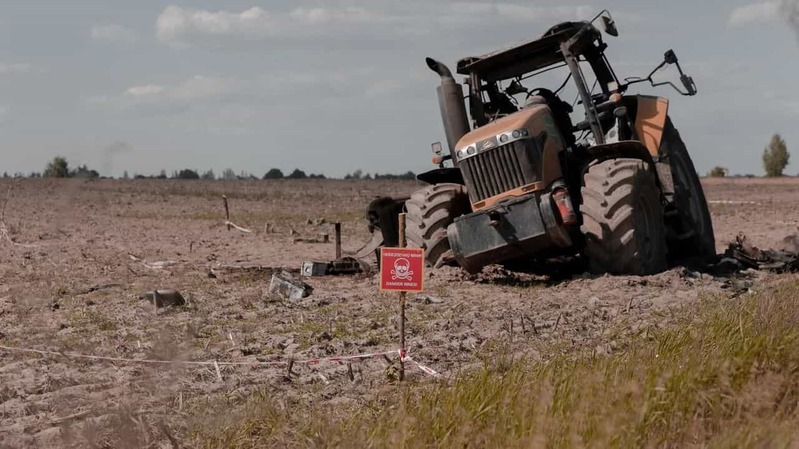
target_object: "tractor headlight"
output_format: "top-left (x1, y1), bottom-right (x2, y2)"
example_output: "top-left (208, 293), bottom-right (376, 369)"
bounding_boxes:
top-left (456, 145), bottom-right (477, 160)
top-left (512, 130), bottom-right (521, 139)
top-left (499, 134), bottom-right (509, 143)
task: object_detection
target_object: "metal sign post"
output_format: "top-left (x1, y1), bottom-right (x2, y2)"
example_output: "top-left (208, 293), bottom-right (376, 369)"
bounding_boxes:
top-left (398, 214), bottom-right (407, 381)
top-left (379, 213), bottom-right (424, 381)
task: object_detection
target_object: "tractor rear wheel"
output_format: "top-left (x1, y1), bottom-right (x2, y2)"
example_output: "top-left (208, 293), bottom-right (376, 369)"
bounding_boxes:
top-left (658, 117), bottom-right (716, 262)
top-left (581, 158), bottom-right (667, 275)
top-left (405, 183), bottom-right (470, 268)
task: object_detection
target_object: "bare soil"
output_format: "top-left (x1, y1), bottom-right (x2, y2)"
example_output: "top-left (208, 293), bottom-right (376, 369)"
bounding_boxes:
top-left (0, 177), bottom-right (796, 448)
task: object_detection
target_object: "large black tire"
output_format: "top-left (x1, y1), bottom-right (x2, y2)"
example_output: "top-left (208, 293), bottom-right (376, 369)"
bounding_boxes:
top-left (405, 183), bottom-right (470, 268)
top-left (658, 117), bottom-right (716, 262)
top-left (581, 158), bottom-right (667, 275)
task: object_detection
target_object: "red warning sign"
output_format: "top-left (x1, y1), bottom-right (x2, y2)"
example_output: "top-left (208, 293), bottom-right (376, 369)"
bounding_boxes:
top-left (379, 247), bottom-right (425, 292)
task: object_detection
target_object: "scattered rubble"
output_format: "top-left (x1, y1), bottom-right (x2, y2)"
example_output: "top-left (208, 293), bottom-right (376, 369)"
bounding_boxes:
top-left (269, 271), bottom-right (313, 300)
top-left (139, 289), bottom-right (186, 308)
top-left (721, 233), bottom-right (799, 273)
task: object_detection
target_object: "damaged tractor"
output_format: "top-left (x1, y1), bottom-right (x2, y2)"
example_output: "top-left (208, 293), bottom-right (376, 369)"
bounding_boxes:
top-left (362, 11), bottom-right (715, 275)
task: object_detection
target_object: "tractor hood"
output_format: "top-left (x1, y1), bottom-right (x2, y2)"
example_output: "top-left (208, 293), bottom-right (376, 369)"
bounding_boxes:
top-left (453, 105), bottom-right (562, 162)
top-left (453, 105), bottom-right (567, 209)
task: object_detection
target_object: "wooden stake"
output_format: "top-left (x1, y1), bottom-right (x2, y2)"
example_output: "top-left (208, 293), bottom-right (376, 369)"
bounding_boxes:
top-left (398, 213), bottom-right (407, 382)
top-left (222, 195), bottom-right (231, 231)
top-left (214, 360), bottom-right (223, 381)
top-left (152, 291), bottom-right (159, 314)
top-left (334, 222), bottom-right (342, 260)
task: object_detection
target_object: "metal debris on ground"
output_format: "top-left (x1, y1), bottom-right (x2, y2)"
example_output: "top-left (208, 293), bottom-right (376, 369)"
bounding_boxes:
top-left (414, 294), bottom-right (444, 304)
top-left (721, 278), bottom-right (753, 295)
top-left (292, 234), bottom-right (331, 244)
top-left (209, 264), bottom-right (281, 279)
top-left (140, 289), bottom-right (186, 308)
top-left (780, 234), bottom-right (799, 253)
top-left (301, 257), bottom-right (368, 277)
top-left (269, 271), bottom-right (313, 300)
top-left (723, 233), bottom-right (799, 273)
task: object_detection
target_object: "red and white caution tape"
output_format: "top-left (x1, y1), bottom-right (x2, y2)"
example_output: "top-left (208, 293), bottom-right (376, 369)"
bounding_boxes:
top-left (225, 221), bottom-right (253, 233)
top-left (400, 349), bottom-right (444, 379)
top-left (0, 344), bottom-right (443, 378)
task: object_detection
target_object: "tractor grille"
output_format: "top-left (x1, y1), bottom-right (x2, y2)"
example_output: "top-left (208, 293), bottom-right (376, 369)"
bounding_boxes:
top-left (459, 139), bottom-right (541, 204)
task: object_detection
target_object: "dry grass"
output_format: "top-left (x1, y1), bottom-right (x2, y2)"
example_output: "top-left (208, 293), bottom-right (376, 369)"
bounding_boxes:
top-left (189, 280), bottom-right (799, 448)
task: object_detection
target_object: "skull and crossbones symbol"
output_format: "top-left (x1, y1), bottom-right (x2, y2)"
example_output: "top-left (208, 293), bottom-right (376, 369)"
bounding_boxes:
top-left (391, 258), bottom-right (413, 281)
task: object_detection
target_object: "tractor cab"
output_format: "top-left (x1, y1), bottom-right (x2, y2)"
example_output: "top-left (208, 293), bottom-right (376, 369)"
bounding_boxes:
top-left (456, 20), bottom-right (615, 138)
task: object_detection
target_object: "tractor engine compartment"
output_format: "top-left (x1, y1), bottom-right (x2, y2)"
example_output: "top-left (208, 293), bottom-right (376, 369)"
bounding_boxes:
top-left (454, 104), bottom-right (566, 210)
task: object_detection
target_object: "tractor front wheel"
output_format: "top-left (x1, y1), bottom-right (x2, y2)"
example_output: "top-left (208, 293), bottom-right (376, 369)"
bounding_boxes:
top-left (405, 183), bottom-right (470, 268)
top-left (580, 158), bottom-right (667, 275)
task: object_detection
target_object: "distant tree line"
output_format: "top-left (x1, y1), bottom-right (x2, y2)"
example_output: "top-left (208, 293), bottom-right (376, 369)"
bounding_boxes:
top-left (3, 157), bottom-right (418, 181)
top-left (4, 134), bottom-right (794, 181)
top-left (344, 169), bottom-right (416, 180)
top-left (37, 156), bottom-right (100, 179)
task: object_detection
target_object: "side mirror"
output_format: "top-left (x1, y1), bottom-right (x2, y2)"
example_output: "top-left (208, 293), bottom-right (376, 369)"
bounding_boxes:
top-left (626, 47), bottom-right (698, 96)
top-left (680, 74), bottom-right (697, 96)
top-left (664, 49), bottom-right (698, 96)
top-left (601, 15), bottom-right (618, 36)
top-left (664, 49), bottom-right (678, 65)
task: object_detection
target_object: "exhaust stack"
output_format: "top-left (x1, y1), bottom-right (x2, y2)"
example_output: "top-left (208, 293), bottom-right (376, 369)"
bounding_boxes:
top-left (426, 57), bottom-right (470, 165)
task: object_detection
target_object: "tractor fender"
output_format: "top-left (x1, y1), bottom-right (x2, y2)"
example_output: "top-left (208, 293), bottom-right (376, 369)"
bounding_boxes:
top-left (583, 141), bottom-right (660, 188)
top-left (416, 167), bottom-right (465, 185)
top-left (624, 95), bottom-right (670, 157)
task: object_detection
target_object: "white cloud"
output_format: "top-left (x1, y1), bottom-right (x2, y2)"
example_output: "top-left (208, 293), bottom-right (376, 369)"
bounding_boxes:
top-left (454, 3), bottom-right (595, 22)
top-left (156, 5), bottom-right (274, 43)
top-left (728, 1), bottom-right (781, 27)
top-left (90, 66), bottom-right (390, 119)
top-left (155, 5), bottom-right (394, 45)
top-left (288, 7), bottom-right (388, 25)
top-left (155, 4), bottom-right (613, 46)
top-left (170, 76), bottom-right (239, 101)
top-left (124, 84), bottom-right (164, 97)
top-left (91, 24), bottom-right (138, 44)
top-left (0, 62), bottom-right (32, 75)
top-left (99, 76), bottom-right (241, 111)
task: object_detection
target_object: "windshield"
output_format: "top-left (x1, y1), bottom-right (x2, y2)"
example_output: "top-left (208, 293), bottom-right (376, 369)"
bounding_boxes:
top-left (474, 59), bottom-right (603, 130)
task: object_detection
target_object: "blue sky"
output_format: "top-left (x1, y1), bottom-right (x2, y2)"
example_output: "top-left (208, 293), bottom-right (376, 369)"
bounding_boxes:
top-left (0, 0), bottom-right (797, 177)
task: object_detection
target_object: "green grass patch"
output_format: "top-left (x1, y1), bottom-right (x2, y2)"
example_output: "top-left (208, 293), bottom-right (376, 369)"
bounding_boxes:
top-left (189, 280), bottom-right (799, 448)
